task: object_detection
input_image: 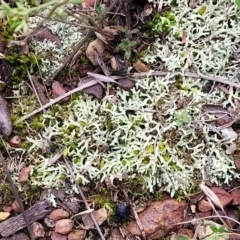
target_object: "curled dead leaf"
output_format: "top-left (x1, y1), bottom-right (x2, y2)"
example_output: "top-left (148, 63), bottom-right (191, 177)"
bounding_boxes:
top-left (86, 39), bottom-right (105, 66)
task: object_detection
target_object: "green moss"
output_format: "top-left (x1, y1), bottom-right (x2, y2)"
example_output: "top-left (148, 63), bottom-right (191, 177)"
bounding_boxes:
top-left (0, 183), bottom-right (15, 206)
top-left (5, 49), bottom-right (41, 84)
top-left (148, 11), bottom-right (176, 33)
top-left (94, 188), bottom-right (116, 212)
top-left (19, 183), bottom-right (41, 204)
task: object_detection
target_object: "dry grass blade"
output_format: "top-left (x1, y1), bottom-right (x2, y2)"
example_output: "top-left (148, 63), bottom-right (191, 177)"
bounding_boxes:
top-left (30, 26), bottom-right (62, 48)
top-left (87, 72), bottom-right (118, 83)
top-left (131, 71), bottom-right (240, 89)
top-left (16, 79), bottom-right (98, 123)
top-left (199, 183), bottom-right (225, 212)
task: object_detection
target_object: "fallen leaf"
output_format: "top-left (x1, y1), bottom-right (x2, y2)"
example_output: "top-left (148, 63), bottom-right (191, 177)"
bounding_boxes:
top-left (82, 0), bottom-right (95, 8)
top-left (18, 166), bottom-right (31, 182)
top-left (133, 60), bottom-right (149, 72)
top-left (31, 26), bottom-right (62, 48)
top-left (0, 212), bottom-right (10, 221)
top-left (68, 230), bottom-right (86, 240)
top-left (52, 81), bottom-right (70, 103)
top-left (86, 39), bottom-right (105, 66)
top-left (140, 4), bottom-right (153, 19)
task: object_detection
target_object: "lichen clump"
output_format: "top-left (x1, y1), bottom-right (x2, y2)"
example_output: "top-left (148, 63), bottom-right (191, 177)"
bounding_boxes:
top-left (11, 0), bottom-right (240, 197)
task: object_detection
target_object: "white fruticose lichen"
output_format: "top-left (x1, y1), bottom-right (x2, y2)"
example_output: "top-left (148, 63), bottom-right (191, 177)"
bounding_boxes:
top-left (16, 0), bottom-right (240, 197)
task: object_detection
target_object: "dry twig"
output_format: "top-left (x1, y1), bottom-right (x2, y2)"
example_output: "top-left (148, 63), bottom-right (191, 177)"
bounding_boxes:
top-left (63, 156), bottom-right (106, 240)
top-left (120, 186), bottom-right (146, 240)
top-left (131, 71), bottom-right (240, 89)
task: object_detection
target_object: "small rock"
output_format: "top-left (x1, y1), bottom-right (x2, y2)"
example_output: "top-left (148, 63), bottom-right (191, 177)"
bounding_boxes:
top-left (126, 200), bottom-right (187, 239)
top-left (118, 78), bottom-right (134, 90)
top-left (11, 200), bottom-right (21, 213)
top-left (110, 228), bottom-right (126, 240)
top-left (67, 230), bottom-right (86, 240)
top-left (198, 199), bottom-right (212, 212)
top-left (49, 209), bottom-right (70, 221)
top-left (44, 216), bottom-right (55, 228)
top-left (51, 232), bottom-right (67, 240)
top-left (82, 208), bottom-right (108, 230)
top-left (9, 135), bottom-right (21, 148)
top-left (0, 212), bottom-right (10, 221)
top-left (18, 166), bottom-right (31, 183)
top-left (86, 39), bottom-right (105, 66)
top-left (52, 81), bottom-right (70, 103)
top-left (55, 219), bottom-right (73, 235)
top-left (229, 188), bottom-right (240, 205)
top-left (210, 187), bottom-right (233, 207)
top-left (32, 222), bottom-right (45, 238)
top-left (132, 60), bottom-right (149, 72)
top-left (198, 187), bottom-right (232, 212)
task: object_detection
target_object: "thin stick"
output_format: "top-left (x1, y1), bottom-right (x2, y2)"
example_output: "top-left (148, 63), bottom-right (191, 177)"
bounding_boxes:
top-left (131, 71), bottom-right (240, 89)
top-left (0, 150), bottom-right (34, 240)
top-left (16, 79), bottom-right (98, 123)
top-left (63, 156), bottom-right (106, 240)
top-left (120, 186), bottom-right (146, 240)
top-left (51, 31), bottom-right (93, 80)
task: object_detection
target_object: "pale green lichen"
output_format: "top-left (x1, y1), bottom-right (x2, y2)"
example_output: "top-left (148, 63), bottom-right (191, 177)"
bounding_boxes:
top-left (8, 0), bottom-right (240, 197)
top-left (29, 5), bottom-right (83, 79)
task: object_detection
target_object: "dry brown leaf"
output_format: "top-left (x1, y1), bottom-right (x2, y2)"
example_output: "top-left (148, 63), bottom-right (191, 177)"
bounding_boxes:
top-left (140, 4), bottom-right (153, 19)
top-left (86, 39), bottom-right (105, 66)
top-left (18, 166), bottom-right (31, 183)
top-left (133, 60), bottom-right (149, 72)
top-left (82, 0), bottom-right (96, 8)
top-left (31, 26), bottom-right (62, 48)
